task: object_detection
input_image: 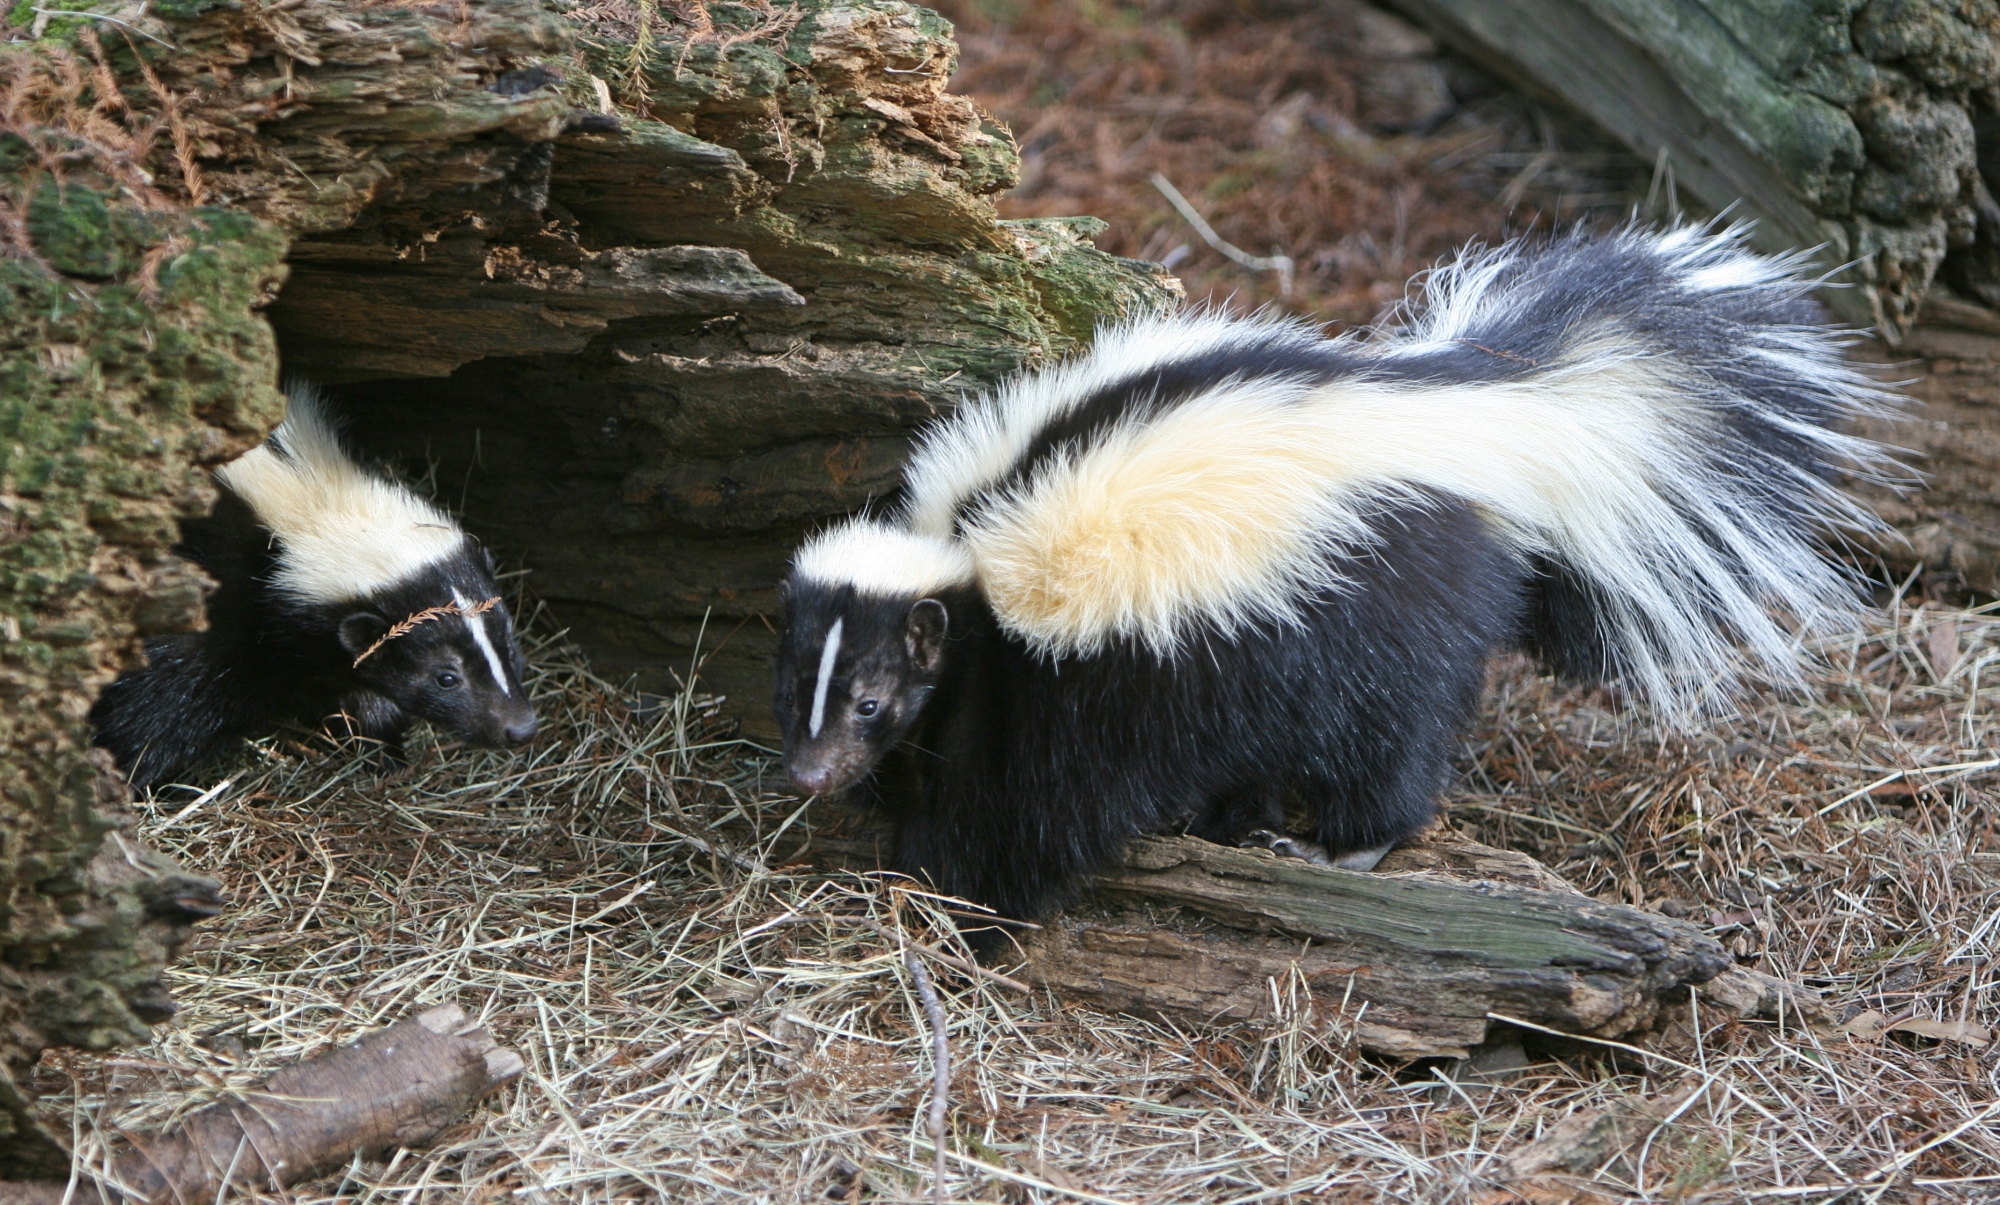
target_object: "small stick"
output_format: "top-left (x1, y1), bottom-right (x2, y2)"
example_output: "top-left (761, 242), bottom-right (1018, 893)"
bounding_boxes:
top-left (1149, 171), bottom-right (1294, 296)
top-left (31, 7), bottom-right (177, 48)
top-left (352, 596), bottom-right (500, 667)
top-left (905, 947), bottom-right (951, 1205)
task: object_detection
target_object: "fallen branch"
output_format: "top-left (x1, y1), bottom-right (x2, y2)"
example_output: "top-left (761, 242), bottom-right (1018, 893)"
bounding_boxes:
top-left (748, 801), bottom-right (1806, 1059)
top-left (0, 1003), bottom-right (521, 1204)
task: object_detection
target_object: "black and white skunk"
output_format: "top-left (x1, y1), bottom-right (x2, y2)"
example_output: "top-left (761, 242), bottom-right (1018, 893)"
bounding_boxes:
top-left (771, 224), bottom-right (1899, 929)
top-left (91, 385), bottom-right (538, 789)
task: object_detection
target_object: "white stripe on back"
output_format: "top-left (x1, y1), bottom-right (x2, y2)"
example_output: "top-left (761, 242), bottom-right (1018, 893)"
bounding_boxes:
top-left (455, 589), bottom-right (513, 697)
top-left (808, 618), bottom-right (843, 738)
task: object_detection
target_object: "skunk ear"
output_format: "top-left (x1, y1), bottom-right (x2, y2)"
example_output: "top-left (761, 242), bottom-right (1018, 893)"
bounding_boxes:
top-left (905, 599), bottom-right (948, 672)
top-left (338, 611), bottom-right (390, 659)
top-left (481, 546), bottom-right (498, 573)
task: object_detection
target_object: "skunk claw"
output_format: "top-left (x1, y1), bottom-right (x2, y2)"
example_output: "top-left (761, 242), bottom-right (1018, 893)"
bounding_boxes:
top-left (1238, 831), bottom-right (1393, 871)
top-left (1239, 829), bottom-right (1334, 865)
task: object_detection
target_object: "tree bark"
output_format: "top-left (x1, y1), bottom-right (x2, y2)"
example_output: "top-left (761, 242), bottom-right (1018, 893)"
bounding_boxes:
top-left (1846, 303), bottom-right (2000, 597)
top-left (1383, 0), bottom-right (2000, 344)
top-left (0, 1003), bottom-right (522, 1204)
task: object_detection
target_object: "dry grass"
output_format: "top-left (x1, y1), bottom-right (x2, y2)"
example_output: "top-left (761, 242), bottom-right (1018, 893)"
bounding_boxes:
top-left (25, 586), bottom-right (2000, 1203)
top-left (20, 3), bottom-right (2000, 1200)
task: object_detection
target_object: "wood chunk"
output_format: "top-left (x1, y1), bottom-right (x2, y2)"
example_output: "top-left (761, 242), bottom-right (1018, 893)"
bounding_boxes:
top-left (0, 1005), bottom-right (521, 1204)
top-left (762, 806), bottom-right (1740, 1059)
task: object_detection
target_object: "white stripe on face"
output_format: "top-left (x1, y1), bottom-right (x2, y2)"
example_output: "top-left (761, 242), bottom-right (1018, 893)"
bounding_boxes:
top-left (454, 589), bottom-right (514, 697)
top-left (808, 617), bottom-right (843, 738)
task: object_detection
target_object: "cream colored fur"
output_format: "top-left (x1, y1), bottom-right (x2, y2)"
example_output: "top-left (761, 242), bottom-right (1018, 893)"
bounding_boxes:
top-left (808, 225), bottom-right (1896, 718)
top-left (216, 385), bottom-right (465, 605)
top-left (960, 342), bottom-right (1877, 713)
top-left (793, 519), bottom-right (973, 597)
top-left (901, 311), bottom-right (1320, 540)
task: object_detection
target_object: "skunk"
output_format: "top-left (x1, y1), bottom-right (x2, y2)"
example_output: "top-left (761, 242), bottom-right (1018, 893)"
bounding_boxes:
top-left (770, 224), bottom-right (1900, 931)
top-left (91, 385), bottom-right (538, 789)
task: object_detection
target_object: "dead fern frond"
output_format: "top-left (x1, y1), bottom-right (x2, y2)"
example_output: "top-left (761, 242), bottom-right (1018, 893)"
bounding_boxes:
top-left (351, 596), bottom-right (501, 668)
top-left (125, 38), bottom-right (206, 205)
top-left (135, 232), bottom-right (190, 304)
top-left (76, 29), bottom-right (129, 115)
top-left (624, 0), bottom-right (657, 108)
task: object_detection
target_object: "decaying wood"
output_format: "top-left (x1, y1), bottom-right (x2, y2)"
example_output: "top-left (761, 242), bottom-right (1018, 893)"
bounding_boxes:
top-left (1848, 314), bottom-right (2000, 598)
top-left (762, 803), bottom-right (1814, 1059)
top-left (1386, 0), bottom-right (2000, 342)
top-left (0, 1003), bottom-right (521, 1204)
top-left (0, 0), bottom-right (1172, 1154)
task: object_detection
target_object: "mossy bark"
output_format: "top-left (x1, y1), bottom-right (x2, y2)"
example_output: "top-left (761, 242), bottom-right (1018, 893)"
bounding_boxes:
top-left (1387, 0), bottom-right (2000, 343)
top-left (0, 190), bottom-right (287, 1169)
top-left (0, 0), bottom-right (1174, 1168)
top-left (265, 0), bottom-right (1179, 726)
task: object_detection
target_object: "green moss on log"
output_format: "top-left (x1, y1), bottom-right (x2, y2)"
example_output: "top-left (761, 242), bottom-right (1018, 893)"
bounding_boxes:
top-left (1389, 0), bottom-right (2000, 339)
top-left (0, 181), bottom-right (288, 1170)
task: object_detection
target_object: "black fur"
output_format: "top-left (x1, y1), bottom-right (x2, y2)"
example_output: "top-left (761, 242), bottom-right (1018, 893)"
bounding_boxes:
top-left (774, 227), bottom-right (1882, 932)
top-left (92, 477), bottom-right (537, 790)
top-left (777, 498), bottom-right (1521, 928)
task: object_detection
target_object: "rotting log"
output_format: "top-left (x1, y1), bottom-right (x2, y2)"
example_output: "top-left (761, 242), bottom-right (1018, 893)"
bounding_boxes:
top-left (294, 12), bottom-right (1180, 723)
top-left (759, 804), bottom-right (1817, 1059)
top-left (0, 1003), bottom-right (522, 1205)
top-left (1383, 0), bottom-right (2000, 343)
top-left (0, 0), bottom-right (1171, 1172)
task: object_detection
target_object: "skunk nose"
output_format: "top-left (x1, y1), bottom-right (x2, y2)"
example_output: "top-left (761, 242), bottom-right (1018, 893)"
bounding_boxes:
top-left (503, 718), bottom-right (539, 745)
top-left (787, 763), bottom-right (833, 795)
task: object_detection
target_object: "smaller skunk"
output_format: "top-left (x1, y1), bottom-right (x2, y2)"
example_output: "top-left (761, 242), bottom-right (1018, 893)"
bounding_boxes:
top-left (772, 224), bottom-right (1900, 933)
top-left (91, 385), bottom-right (537, 788)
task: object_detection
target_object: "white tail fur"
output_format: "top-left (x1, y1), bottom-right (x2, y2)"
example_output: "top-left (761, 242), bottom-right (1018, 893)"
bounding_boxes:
top-left (215, 383), bottom-right (465, 605)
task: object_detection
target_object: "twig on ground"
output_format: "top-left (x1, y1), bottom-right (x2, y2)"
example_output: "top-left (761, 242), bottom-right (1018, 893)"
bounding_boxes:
top-left (1150, 171), bottom-right (1294, 297)
top-left (905, 946), bottom-right (952, 1205)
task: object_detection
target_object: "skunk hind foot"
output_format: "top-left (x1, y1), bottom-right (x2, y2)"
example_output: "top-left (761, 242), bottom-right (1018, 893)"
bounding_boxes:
top-left (1238, 830), bottom-right (1393, 872)
top-left (1239, 829), bottom-right (1332, 865)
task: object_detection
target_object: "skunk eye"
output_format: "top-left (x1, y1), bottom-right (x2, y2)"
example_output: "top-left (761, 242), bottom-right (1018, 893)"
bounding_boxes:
top-left (856, 699), bottom-right (880, 718)
top-left (436, 672), bottom-right (461, 690)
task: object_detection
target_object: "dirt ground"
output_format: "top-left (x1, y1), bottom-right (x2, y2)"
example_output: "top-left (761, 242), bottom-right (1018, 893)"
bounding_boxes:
top-left (29, 2), bottom-right (2000, 1202)
top-left (936, 0), bottom-right (1661, 326)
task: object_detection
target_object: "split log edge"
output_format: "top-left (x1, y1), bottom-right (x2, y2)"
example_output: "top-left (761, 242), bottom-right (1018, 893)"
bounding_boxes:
top-left (771, 805), bottom-right (1829, 1059)
top-left (0, 1004), bottom-right (522, 1205)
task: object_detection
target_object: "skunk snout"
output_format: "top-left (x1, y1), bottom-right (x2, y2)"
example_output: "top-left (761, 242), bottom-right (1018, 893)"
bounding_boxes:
top-left (784, 744), bottom-right (869, 796)
top-left (503, 717), bottom-right (539, 746)
top-left (786, 759), bottom-right (839, 795)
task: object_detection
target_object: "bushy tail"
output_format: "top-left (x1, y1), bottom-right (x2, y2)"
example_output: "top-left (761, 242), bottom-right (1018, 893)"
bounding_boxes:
top-left (214, 381), bottom-right (464, 604)
top-left (1375, 222), bottom-right (1902, 717)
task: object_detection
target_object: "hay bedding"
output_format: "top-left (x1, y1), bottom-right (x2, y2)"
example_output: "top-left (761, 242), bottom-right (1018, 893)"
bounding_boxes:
top-left (30, 3), bottom-right (2000, 1198)
top-left (26, 593), bottom-right (2000, 1203)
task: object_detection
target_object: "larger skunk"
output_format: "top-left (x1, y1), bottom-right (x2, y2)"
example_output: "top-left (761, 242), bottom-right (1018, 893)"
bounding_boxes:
top-left (92, 386), bottom-right (538, 788)
top-left (772, 225), bottom-right (1898, 927)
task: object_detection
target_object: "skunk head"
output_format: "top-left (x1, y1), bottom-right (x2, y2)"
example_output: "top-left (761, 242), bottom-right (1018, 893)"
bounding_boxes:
top-left (222, 385), bottom-right (538, 751)
top-left (335, 548), bottom-right (539, 750)
top-left (774, 521), bottom-right (971, 795)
